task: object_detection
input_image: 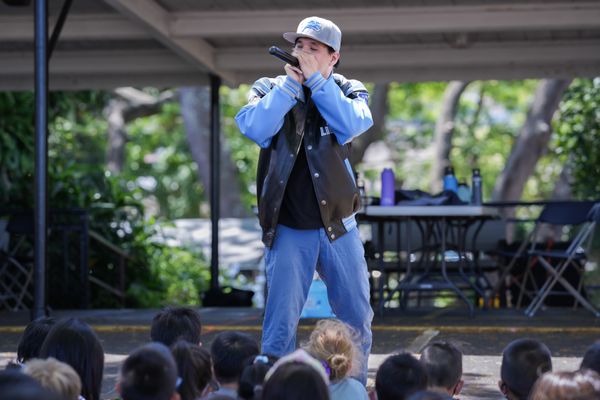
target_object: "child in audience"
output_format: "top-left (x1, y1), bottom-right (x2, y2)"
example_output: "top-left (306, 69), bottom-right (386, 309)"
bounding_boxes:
top-left (419, 341), bottom-right (463, 398)
top-left (408, 391), bottom-right (453, 400)
top-left (580, 342), bottom-right (600, 375)
top-left (262, 349), bottom-right (330, 400)
top-left (170, 340), bottom-right (213, 400)
top-left (304, 319), bottom-right (368, 400)
top-left (16, 317), bottom-right (55, 364)
top-left (498, 338), bottom-right (552, 400)
top-left (151, 306), bottom-right (203, 346)
top-left (0, 369), bottom-right (58, 400)
top-left (209, 331), bottom-right (259, 399)
top-left (39, 318), bottom-right (104, 400)
top-left (24, 357), bottom-right (81, 400)
top-left (237, 354), bottom-right (278, 400)
top-left (376, 353), bottom-right (428, 400)
top-left (118, 342), bottom-right (180, 400)
top-left (530, 370), bottom-right (600, 400)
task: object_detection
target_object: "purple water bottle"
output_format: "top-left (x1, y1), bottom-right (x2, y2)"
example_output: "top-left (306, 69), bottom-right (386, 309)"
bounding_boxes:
top-left (381, 168), bottom-right (395, 206)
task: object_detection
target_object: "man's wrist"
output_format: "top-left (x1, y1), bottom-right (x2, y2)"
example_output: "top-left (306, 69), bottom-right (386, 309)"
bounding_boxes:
top-left (280, 76), bottom-right (302, 99)
top-left (304, 72), bottom-right (327, 93)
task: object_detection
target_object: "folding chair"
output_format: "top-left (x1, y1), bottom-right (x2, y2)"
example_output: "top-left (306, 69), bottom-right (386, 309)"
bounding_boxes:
top-left (523, 202), bottom-right (600, 317)
top-left (493, 202), bottom-right (599, 310)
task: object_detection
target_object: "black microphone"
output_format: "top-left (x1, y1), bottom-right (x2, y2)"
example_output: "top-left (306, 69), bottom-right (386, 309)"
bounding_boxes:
top-left (268, 46), bottom-right (299, 67)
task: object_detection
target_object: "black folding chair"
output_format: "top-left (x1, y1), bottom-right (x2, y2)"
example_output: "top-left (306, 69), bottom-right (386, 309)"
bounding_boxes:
top-left (522, 202), bottom-right (600, 317)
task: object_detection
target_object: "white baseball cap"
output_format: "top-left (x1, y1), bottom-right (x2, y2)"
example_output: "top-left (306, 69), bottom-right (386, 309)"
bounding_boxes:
top-left (283, 16), bottom-right (342, 52)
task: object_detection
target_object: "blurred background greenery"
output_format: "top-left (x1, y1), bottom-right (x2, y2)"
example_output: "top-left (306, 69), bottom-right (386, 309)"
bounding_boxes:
top-left (1, 77), bottom-right (598, 308)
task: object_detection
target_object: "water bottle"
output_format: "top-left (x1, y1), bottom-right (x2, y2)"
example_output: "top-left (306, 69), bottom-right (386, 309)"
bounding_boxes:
top-left (471, 168), bottom-right (483, 205)
top-left (380, 168), bottom-right (395, 206)
top-left (456, 182), bottom-right (471, 203)
top-left (442, 166), bottom-right (458, 193)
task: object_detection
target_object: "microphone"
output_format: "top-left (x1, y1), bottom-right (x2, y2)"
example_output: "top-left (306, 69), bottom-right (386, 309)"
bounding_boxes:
top-left (268, 46), bottom-right (299, 67)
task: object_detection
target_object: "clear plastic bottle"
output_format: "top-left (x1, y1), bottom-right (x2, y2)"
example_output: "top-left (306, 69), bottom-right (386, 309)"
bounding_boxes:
top-left (471, 168), bottom-right (483, 205)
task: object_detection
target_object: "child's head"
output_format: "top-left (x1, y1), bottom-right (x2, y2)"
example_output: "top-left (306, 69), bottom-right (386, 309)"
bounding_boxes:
top-left (407, 391), bottom-right (453, 400)
top-left (210, 331), bottom-right (260, 385)
top-left (17, 317), bottom-right (55, 363)
top-left (0, 369), bottom-right (58, 400)
top-left (419, 341), bottom-right (463, 396)
top-left (24, 357), bottom-right (81, 400)
top-left (499, 338), bottom-right (552, 400)
top-left (376, 353), bottom-right (428, 400)
top-left (39, 318), bottom-right (104, 400)
top-left (581, 342), bottom-right (600, 375)
top-left (262, 349), bottom-right (330, 400)
top-left (304, 319), bottom-right (359, 382)
top-left (151, 307), bottom-right (203, 346)
top-left (238, 354), bottom-right (279, 400)
top-left (119, 342), bottom-right (180, 400)
top-left (530, 370), bottom-right (600, 400)
top-left (170, 340), bottom-right (213, 400)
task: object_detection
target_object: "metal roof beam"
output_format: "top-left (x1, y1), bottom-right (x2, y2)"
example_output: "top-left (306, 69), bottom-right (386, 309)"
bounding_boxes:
top-left (171, 3), bottom-right (600, 37)
top-left (102, 0), bottom-right (235, 83)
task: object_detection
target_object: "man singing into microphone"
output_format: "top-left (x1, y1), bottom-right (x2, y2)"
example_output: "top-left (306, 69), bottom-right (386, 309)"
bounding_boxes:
top-left (235, 16), bottom-right (373, 384)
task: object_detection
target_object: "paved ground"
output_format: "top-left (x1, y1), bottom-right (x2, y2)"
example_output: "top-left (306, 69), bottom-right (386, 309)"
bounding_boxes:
top-left (1, 307), bottom-right (598, 399)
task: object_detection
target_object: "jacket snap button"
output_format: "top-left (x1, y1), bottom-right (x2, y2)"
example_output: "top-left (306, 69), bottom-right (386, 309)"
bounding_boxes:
top-left (289, 153), bottom-right (294, 157)
top-left (321, 200), bottom-right (327, 206)
top-left (330, 234), bottom-right (336, 239)
top-left (327, 227), bottom-right (332, 232)
top-left (307, 145), bottom-right (313, 150)
top-left (314, 172), bottom-right (320, 178)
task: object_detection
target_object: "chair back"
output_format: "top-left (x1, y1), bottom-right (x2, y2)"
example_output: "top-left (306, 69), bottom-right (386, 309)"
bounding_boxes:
top-left (537, 201), bottom-right (597, 226)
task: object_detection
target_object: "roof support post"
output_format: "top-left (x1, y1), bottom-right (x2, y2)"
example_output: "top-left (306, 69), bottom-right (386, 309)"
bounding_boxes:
top-left (33, 0), bottom-right (48, 320)
top-left (210, 74), bottom-right (221, 291)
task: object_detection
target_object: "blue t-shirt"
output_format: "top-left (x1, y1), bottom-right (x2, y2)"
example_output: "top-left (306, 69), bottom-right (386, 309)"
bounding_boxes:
top-left (330, 377), bottom-right (368, 400)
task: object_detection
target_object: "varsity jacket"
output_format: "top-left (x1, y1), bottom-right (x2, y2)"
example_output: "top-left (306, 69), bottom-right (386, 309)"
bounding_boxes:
top-left (235, 72), bottom-right (373, 247)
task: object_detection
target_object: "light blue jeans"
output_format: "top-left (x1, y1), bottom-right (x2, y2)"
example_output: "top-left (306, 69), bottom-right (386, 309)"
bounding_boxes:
top-left (261, 224), bottom-right (374, 384)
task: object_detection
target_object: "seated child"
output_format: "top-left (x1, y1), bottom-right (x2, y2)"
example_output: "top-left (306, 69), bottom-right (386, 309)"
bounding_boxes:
top-left (170, 340), bottom-right (213, 400)
top-left (304, 319), bottom-right (368, 400)
top-left (24, 357), bottom-right (81, 400)
top-left (151, 307), bottom-right (203, 346)
top-left (419, 341), bottom-right (463, 398)
top-left (118, 342), bottom-right (180, 400)
top-left (376, 353), bottom-right (428, 400)
top-left (498, 338), bottom-right (552, 400)
top-left (530, 370), bottom-right (600, 400)
top-left (209, 331), bottom-right (259, 399)
top-left (262, 349), bottom-right (330, 400)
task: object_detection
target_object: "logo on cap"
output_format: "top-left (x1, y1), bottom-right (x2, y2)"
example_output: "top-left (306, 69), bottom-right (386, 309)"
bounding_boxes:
top-left (303, 20), bottom-right (322, 32)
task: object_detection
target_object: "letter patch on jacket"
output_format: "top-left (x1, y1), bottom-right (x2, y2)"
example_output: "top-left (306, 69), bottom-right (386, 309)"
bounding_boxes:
top-left (320, 125), bottom-right (332, 136)
top-left (356, 92), bottom-right (369, 104)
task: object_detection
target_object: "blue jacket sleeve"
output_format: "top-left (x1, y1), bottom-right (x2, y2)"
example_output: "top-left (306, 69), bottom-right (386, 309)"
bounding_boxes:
top-left (235, 76), bottom-right (302, 148)
top-left (304, 72), bottom-right (373, 145)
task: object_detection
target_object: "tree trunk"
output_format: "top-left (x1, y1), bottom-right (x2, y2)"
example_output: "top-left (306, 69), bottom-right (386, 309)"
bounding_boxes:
top-left (105, 88), bottom-right (175, 173)
top-left (492, 79), bottom-right (572, 202)
top-left (430, 81), bottom-right (471, 192)
top-left (179, 86), bottom-right (246, 218)
top-left (350, 82), bottom-right (389, 166)
top-left (105, 98), bottom-right (129, 173)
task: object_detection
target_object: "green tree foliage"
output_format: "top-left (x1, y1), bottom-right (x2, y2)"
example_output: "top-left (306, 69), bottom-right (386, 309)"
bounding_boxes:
top-left (0, 91), bottom-right (209, 308)
top-left (554, 78), bottom-right (600, 199)
top-left (123, 101), bottom-right (205, 219)
top-left (221, 85), bottom-right (260, 211)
